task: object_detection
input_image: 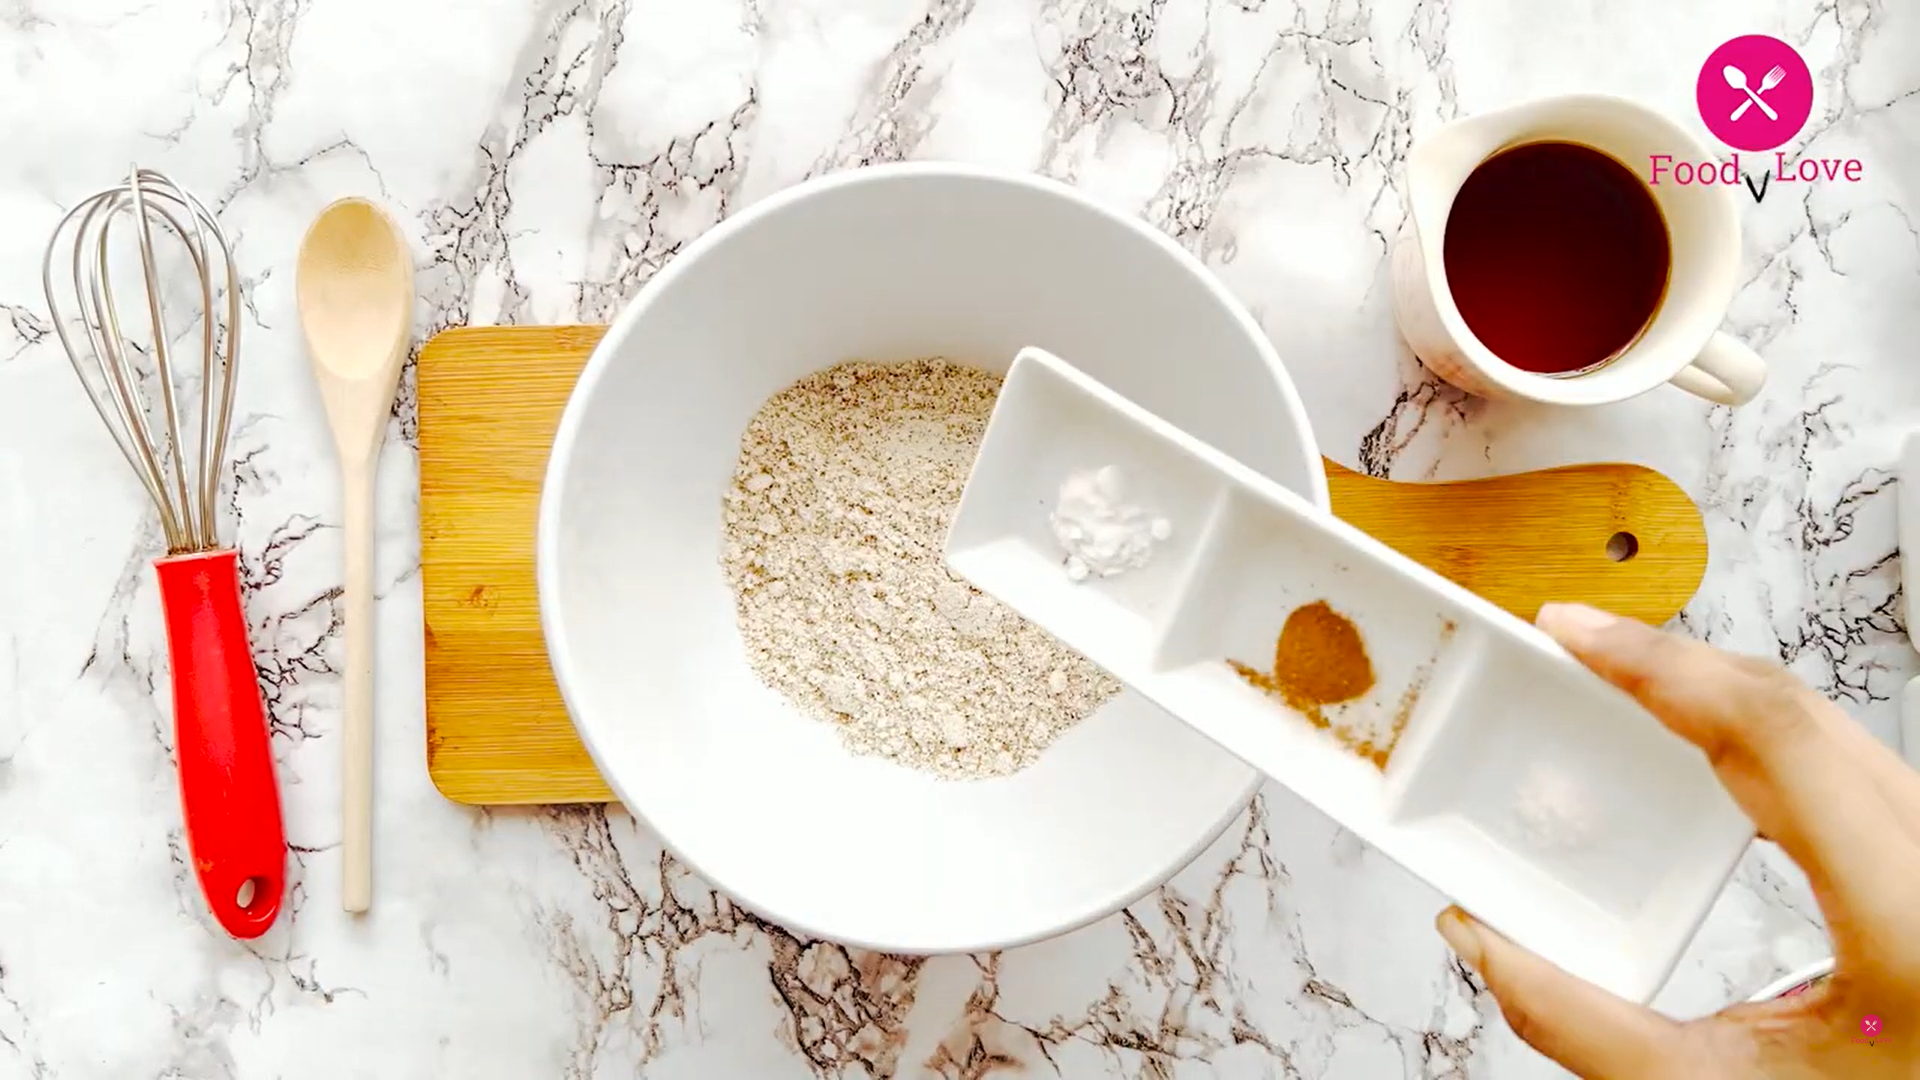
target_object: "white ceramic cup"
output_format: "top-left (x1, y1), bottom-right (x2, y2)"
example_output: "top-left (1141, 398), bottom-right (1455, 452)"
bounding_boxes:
top-left (1391, 94), bottom-right (1767, 407)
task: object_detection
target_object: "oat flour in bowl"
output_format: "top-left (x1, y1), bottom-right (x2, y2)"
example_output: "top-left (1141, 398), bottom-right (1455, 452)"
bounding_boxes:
top-left (721, 359), bottom-right (1118, 779)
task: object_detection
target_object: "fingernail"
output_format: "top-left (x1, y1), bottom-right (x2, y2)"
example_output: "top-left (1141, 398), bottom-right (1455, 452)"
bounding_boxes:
top-left (1436, 906), bottom-right (1484, 970)
top-left (1536, 602), bottom-right (1617, 648)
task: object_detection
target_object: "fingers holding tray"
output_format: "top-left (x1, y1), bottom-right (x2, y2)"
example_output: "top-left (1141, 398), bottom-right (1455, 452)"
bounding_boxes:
top-left (946, 347), bottom-right (1754, 1004)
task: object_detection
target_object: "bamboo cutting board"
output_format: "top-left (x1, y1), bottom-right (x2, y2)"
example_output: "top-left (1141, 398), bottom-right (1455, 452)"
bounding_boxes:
top-left (418, 326), bottom-right (1708, 805)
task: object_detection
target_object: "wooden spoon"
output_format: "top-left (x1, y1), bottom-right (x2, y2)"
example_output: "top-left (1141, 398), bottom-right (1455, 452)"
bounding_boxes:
top-left (296, 198), bottom-right (414, 913)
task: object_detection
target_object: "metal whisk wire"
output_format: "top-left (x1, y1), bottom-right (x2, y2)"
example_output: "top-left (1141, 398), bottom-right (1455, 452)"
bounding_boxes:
top-left (41, 166), bottom-right (241, 554)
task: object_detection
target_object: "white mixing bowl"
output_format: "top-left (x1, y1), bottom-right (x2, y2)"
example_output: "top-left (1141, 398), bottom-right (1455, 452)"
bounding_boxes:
top-left (539, 164), bottom-right (1325, 952)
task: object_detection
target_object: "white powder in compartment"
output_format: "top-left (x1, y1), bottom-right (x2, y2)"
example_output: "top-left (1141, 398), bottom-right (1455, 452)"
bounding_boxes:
top-left (1512, 763), bottom-right (1593, 851)
top-left (721, 359), bottom-right (1119, 780)
top-left (1051, 465), bottom-right (1172, 581)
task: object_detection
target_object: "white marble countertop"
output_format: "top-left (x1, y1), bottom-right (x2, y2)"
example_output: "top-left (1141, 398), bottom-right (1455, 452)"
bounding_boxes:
top-left (2, 0), bottom-right (1914, 1076)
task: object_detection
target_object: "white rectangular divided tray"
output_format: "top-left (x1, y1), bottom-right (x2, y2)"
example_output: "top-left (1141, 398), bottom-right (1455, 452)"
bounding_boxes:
top-left (946, 347), bottom-right (1754, 1003)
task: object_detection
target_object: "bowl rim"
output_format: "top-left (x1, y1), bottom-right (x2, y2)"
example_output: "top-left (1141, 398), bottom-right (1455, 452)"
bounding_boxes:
top-left (536, 161), bottom-right (1329, 953)
top-left (1744, 958), bottom-right (1835, 1002)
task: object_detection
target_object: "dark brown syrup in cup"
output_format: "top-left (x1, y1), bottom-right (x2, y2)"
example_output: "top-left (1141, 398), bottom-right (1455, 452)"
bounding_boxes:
top-left (1441, 141), bottom-right (1671, 377)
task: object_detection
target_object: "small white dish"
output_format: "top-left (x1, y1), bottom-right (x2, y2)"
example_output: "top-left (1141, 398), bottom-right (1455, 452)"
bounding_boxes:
top-left (946, 347), bottom-right (1756, 1003)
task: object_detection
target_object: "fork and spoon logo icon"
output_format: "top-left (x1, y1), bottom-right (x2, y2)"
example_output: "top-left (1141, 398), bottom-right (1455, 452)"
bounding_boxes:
top-left (1723, 63), bottom-right (1786, 120)
top-left (1696, 35), bottom-right (1812, 152)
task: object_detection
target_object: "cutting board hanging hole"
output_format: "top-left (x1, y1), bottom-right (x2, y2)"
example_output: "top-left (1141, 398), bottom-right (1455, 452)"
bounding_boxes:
top-left (1607, 531), bottom-right (1640, 562)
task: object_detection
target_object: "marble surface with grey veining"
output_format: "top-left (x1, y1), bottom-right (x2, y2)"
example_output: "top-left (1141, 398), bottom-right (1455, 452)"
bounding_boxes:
top-left (1, 0), bottom-right (1915, 1076)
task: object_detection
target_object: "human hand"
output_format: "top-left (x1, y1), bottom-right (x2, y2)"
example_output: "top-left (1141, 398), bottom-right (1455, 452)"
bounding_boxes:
top-left (1434, 602), bottom-right (1920, 1078)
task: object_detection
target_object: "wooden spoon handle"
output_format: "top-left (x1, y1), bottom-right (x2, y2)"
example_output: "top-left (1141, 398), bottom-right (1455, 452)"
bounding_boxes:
top-left (341, 461), bottom-right (376, 912)
top-left (1322, 459), bottom-right (1706, 626)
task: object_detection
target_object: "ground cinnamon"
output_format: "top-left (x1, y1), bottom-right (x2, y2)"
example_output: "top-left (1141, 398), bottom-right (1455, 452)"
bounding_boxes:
top-left (1231, 606), bottom-right (1458, 771)
top-left (1229, 600), bottom-right (1383, 766)
top-left (1274, 600), bottom-right (1374, 708)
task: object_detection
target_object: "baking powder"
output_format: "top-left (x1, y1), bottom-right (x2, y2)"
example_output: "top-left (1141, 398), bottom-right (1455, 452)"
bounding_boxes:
top-left (1050, 465), bottom-right (1172, 582)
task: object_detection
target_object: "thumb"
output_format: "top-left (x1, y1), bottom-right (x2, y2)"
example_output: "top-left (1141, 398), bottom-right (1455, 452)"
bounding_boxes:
top-left (1436, 907), bottom-right (1698, 1079)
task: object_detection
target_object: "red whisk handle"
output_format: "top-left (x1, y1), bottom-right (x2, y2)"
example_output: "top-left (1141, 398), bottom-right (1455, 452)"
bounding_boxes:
top-left (154, 549), bottom-right (287, 938)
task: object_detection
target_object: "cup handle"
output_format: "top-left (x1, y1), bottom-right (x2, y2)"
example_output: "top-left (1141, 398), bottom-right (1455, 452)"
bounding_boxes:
top-left (1668, 332), bottom-right (1766, 406)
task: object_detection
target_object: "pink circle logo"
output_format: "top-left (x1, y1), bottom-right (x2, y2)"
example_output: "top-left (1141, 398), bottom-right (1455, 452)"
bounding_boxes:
top-left (1862, 1014), bottom-right (1883, 1037)
top-left (1696, 34), bottom-right (1813, 151)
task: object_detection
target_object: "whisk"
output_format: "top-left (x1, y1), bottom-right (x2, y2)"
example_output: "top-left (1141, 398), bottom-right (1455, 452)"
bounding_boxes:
top-left (42, 167), bottom-right (287, 939)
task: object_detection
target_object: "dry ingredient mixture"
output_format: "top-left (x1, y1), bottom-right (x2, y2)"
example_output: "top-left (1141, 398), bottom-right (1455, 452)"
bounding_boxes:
top-left (722, 359), bottom-right (1119, 780)
top-left (1050, 465), bottom-right (1172, 581)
